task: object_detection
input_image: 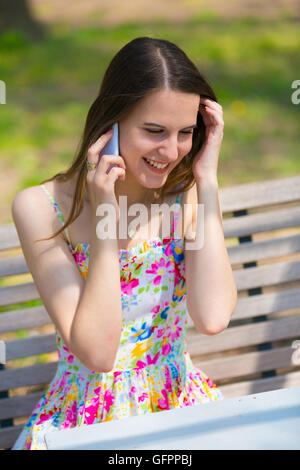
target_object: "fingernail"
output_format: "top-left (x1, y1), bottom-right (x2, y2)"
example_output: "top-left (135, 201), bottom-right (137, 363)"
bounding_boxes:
top-left (106, 128), bottom-right (113, 135)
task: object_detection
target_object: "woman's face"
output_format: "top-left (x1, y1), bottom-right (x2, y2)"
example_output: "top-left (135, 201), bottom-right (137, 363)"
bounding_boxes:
top-left (118, 88), bottom-right (200, 189)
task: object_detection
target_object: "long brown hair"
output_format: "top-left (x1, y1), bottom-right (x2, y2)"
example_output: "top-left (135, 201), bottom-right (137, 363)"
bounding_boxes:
top-left (37, 36), bottom-right (218, 244)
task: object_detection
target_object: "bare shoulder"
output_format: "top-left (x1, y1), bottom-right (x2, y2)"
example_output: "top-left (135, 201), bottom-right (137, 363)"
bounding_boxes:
top-left (11, 182), bottom-right (68, 245)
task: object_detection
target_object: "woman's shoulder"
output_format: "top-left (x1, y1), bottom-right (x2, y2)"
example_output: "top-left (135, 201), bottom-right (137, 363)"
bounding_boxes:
top-left (12, 180), bottom-right (71, 243)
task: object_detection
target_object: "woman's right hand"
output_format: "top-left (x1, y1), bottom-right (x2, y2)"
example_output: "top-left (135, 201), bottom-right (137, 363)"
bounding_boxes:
top-left (85, 129), bottom-right (126, 223)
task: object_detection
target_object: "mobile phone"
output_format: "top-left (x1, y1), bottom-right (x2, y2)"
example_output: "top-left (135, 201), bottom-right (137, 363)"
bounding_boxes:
top-left (98, 122), bottom-right (119, 173)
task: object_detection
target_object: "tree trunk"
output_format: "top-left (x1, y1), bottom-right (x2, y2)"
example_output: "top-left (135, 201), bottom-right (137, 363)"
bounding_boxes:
top-left (0, 0), bottom-right (47, 40)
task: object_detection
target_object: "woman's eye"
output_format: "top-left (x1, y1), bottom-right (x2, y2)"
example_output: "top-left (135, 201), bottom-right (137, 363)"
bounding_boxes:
top-left (145, 129), bottom-right (193, 134)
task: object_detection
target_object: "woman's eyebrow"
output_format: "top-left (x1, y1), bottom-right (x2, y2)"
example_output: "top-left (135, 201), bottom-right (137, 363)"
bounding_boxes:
top-left (143, 122), bottom-right (197, 129)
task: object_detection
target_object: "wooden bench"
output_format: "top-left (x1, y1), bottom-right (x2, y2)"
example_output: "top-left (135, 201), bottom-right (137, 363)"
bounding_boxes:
top-left (1, 174), bottom-right (300, 450)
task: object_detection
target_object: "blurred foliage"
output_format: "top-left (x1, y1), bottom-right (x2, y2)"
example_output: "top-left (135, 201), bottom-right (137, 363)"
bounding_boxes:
top-left (0, 15), bottom-right (299, 205)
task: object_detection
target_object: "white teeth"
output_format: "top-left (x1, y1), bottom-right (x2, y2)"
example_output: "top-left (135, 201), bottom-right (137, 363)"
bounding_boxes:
top-left (144, 158), bottom-right (168, 169)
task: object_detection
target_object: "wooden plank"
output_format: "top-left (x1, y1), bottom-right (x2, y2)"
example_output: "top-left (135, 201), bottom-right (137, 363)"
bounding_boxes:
top-left (0, 362), bottom-right (58, 392)
top-left (3, 233), bottom-right (299, 279)
top-left (220, 371), bottom-right (300, 399)
top-left (223, 206), bottom-right (300, 239)
top-left (0, 224), bottom-right (20, 251)
top-left (0, 255), bottom-right (28, 277)
top-left (186, 288), bottom-right (300, 328)
top-left (1, 260), bottom-right (299, 311)
top-left (0, 424), bottom-right (25, 450)
top-left (234, 260), bottom-right (300, 291)
top-left (227, 234), bottom-right (300, 265)
top-left (3, 230), bottom-right (293, 280)
top-left (220, 175), bottom-right (300, 212)
top-left (0, 289), bottom-right (298, 340)
top-left (0, 306), bottom-right (51, 333)
top-left (187, 316), bottom-right (300, 355)
top-left (0, 391), bottom-right (44, 420)
top-left (194, 346), bottom-right (298, 381)
top-left (5, 334), bottom-right (57, 360)
top-left (0, 282), bottom-right (40, 307)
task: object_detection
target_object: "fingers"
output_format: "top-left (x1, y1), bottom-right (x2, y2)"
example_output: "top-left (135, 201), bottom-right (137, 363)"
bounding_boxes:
top-left (200, 98), bottom-right (223, 114)
top-left (86, 129), bottom-right (114, 168)
top-left (97, 155), bottom-right (126, 175)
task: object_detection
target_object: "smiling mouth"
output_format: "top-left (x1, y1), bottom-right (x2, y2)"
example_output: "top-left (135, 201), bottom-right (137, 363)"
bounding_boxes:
top-left (142, 157), bottom-right (170, 170)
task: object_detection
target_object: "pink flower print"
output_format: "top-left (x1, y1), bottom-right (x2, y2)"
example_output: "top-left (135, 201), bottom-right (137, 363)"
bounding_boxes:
top-left (164, 243), bottom-right (173, 258)
top-left (146, 257), bottom-right (174, 285)
top-left (157, 328), bottom-right (165, 338)
top-left (114, 371), bottom-right (123, 383)
top-left (146, 351), bottom-right (160, 365)
top-left (121, 277), bottom-right (139, 295)
top-left (164, 365), bottom-right (173, 393)
top-left (169, 315), bottom-right (182, 343)
top-left (158, 389), bottom-right (170, 410)
top-left (136, 359), bottom-right (147, 369)
top-left (138, 392), bottom-right (148, 403)
top-left (103, 389), bottom-right (114, 413)
top-left (136, 351), bottom-right (160, 370)
top-left (84, 399), bottom-right (99, 425)
top-left (63, 401), bottom-right (77, 428)
top-left (67, 354), bottom-right (74, 364)
top-left (129, 385), bottom-right (137, 398)
top-left (151, 305), bottom-right (160, 314)
top-left (162, 342), bottom-right (171, 356)
top-left (74, 251), bottom-right (87, 265)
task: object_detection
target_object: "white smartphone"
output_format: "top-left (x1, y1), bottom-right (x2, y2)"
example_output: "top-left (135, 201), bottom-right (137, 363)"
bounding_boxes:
top-left (98, 122), bottom-right (119, 173)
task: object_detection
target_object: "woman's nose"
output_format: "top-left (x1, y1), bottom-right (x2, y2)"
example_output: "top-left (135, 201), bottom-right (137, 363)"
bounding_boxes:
top-left (157, 136), bottom-right (179, 162)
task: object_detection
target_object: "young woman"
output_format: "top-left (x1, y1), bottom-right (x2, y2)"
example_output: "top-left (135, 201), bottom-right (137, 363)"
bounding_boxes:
top-left (11, 37), bottom-right (237, 450)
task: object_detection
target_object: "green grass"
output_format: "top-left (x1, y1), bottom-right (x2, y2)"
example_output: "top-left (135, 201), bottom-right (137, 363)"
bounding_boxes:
top-left (0, 15), bottom-right (299, 202)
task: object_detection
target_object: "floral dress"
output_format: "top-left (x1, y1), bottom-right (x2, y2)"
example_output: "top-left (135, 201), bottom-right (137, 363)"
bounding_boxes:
top-left (12, 184), bottom-right (224, 450)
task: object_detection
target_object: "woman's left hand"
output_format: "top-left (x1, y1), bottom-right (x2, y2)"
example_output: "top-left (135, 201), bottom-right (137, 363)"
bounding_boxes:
top-left (192, 97), bottom-right (224, 182)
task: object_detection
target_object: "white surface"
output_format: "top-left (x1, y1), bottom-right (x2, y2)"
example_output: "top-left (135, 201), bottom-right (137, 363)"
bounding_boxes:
top-left (45, 386), bottom-right (300, 450)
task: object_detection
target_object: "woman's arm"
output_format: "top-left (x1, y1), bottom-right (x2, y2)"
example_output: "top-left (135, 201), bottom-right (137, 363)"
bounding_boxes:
top-left (70, 216), bottom-right (123, 371)
top-left (184, 177), bottom-right (237, 335)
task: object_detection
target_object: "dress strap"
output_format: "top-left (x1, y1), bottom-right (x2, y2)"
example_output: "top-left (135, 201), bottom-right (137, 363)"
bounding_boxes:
top-left (171, 192), bottom-right (183, 239)
top-left (40, 185), bottom-right (72, 247)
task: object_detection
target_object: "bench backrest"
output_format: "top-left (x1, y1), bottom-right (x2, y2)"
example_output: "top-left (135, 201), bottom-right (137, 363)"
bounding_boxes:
top-left (0, 175), bottom-right (300, 449)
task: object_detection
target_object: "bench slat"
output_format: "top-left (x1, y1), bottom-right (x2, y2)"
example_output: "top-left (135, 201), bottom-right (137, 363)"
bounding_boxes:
top-left (0, 224), bottom-right (20, 251)
top-left (2, 233), bottom-right (299, 280)
top-left (0, 282), bottom-right (40, 307)
top-left (5, 333), bottom-right (57, 361)
top-left (227, 234), bottom-right (300, 265)
top-left (223, 206), bottom-right (300, 238)
top-left (195, 346), bottom-right (297, 381)
top-left (234, 260), bottom-right (300, 291)
top-left (187, 316), bottom-right (300, 355)
top-left (0, 391), bottom-right (44, 420)
top-left (189, 288), bottom-right (300, 324)
top-left (220, 370), bottom-right (300, 399)
top-left (0, 424), bottom-right (25, 450)
top-left (0, 288), bottom-right (298, 333)
top-left (1, 260), bottom-right (299, 309)
top-left (0, 306), bottom-right (51, 333)
top-left (0, 255), bottom-right (28, 277)
top-left (220, 175), bottom-right (300, 212)
top-left (0, 361), bottom-right (58, 392)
